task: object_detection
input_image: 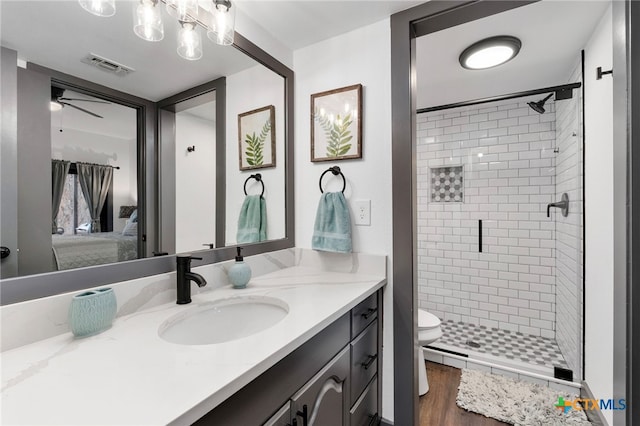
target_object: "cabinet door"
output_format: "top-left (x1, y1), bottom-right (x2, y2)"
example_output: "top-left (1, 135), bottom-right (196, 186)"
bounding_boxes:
top-left (291, 346), bottom-right (350, 426)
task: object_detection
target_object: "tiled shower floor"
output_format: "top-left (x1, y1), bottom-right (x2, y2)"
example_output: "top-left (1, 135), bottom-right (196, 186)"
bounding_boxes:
top-left (433, 320), bottom-right (568, 369)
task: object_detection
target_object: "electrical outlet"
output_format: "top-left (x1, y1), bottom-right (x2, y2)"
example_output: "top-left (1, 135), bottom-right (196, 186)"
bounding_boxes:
top-left (354, 199), bottom-right (371, 226)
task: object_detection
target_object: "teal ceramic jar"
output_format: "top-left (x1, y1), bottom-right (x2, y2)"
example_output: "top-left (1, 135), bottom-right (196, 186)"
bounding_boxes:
top-left (69, 288), bottom-right (117, 338)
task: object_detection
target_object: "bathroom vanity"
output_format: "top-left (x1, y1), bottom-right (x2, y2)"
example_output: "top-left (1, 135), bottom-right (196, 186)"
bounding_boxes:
top-left (0, 250), bottom-right (386, 425)
top-left (197, 292), bottom-right (381, 426)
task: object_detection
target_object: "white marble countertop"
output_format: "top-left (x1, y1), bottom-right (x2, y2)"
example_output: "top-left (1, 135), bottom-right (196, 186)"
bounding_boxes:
top-left (1, 265), bottom-right (386, 425)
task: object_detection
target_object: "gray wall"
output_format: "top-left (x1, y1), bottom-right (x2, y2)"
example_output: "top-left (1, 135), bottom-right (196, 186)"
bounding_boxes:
top-left (17, 68), bottom-right (53, 275)
top-left (1, 47), bottom-right (18, 278)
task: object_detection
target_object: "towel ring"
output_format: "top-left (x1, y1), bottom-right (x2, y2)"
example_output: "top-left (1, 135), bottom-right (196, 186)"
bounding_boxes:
top-left (319, 166), bottom-right (346, 194)
top-left (243, 173), bottom-right (264, 197)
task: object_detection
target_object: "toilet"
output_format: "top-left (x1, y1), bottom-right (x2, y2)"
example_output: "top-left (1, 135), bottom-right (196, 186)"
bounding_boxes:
top-left (418, 309), bottom-right (442, 395)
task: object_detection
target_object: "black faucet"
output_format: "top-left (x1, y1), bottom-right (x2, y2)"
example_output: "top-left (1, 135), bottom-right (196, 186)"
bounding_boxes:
top-left (176, 255), bottom-right (207, 304)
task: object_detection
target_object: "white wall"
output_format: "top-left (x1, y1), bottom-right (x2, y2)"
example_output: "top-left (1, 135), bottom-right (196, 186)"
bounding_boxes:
top-left (225, 64), bottom-right (286, 246)
top-left (584, 5), bottom-right (614, 424)
top-left (175, 111), bottom-right (216, 253)
top-left (293, 19), bottom-right (394, 420)
top-left (51, 128), bottom-right (137, 232)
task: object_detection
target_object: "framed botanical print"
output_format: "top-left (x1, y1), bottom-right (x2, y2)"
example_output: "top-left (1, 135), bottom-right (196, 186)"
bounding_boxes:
top-left (311, 84), bottom-right (362, 162)
top-left (238, 105), bottom-right (276, 170)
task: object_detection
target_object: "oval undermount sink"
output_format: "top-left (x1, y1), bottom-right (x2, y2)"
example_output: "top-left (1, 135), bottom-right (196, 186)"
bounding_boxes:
top-left (159, 296), bottom-right (289, 345)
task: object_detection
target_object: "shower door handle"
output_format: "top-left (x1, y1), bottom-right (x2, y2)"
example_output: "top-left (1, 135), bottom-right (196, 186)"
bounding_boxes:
top-left (547, 193), bottom-right (569, 218)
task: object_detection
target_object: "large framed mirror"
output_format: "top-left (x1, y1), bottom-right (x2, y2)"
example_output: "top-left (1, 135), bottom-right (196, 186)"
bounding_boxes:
top-left (0, 1), bottom-right (294, 304)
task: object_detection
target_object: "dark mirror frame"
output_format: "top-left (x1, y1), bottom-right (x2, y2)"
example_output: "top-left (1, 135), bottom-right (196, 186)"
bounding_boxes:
top-left (0, 33), bottom-right (294, 305)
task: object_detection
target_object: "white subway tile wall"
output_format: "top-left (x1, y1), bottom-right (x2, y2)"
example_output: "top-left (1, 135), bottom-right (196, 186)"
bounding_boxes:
top-left (417, 98), bottom-right (558, 337)
top-left (554, 64), bottom-right (584, 380)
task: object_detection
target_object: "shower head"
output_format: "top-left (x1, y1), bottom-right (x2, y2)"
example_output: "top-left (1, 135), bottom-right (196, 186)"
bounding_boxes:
top-left (527, 93), bottom-right (554, 114)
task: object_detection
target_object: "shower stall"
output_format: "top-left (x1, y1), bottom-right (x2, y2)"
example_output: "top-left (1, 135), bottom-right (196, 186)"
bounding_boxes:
top-left (416, 73), bottom-right (584, 383)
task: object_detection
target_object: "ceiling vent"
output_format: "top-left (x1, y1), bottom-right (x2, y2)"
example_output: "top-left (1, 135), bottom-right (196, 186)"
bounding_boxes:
top-left (81, 53), bottom-right (135, 77)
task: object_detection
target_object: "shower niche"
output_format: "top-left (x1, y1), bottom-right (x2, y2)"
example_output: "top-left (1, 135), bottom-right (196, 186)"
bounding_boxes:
top-left (430, 166), bottom-right (464, 203)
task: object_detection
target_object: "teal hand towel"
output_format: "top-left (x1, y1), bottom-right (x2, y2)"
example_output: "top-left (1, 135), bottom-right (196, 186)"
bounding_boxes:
top-left (312, 192), bottom-right (352, 253)
top-left (237, 195), bottom-right (267, 243)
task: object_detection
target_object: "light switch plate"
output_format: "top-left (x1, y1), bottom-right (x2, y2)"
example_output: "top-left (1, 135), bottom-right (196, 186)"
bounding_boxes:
top-left (354, 199), bottom-right (371, 226)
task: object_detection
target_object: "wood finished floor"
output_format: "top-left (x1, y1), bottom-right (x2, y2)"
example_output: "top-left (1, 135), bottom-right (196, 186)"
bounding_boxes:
top-left (419, 362), bottom-right (508, 426)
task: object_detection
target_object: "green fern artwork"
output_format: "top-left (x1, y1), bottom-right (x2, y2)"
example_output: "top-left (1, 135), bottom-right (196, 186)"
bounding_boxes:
top-left (314, 108), bottom-right (353, 158)
top-left (244, 118), bottom-right (271, 166)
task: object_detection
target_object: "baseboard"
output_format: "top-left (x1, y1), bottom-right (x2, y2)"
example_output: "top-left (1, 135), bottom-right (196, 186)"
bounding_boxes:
top-left (581, 380), bottom-right (608, 426)
top-left (380, 417), bottom-right (393, 426)
top-left (423, 347), bottom-right (581, 394)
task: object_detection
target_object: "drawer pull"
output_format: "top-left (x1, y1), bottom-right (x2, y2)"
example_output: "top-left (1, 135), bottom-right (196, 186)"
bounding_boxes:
top-left (361, 354), bottom-right (378, 370)
top-left (367, 413), bottom-right (380, 426)
top-left (286, 420), bottom-right (297, 426)
top-left (361, 307), bottom-right (377, 320)
top-left (296, 404), bottom-right (308, 426)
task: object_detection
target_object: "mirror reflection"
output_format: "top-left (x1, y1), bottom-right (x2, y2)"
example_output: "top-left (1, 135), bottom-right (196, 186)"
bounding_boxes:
top-left (224, 63), bottom-right (286, 247)
top-left (173, 93), bottom-right (217, 253)
top-left (0, 0), bottom-right (288, 279)
top-left (52, 89), bottom-right (139, 271)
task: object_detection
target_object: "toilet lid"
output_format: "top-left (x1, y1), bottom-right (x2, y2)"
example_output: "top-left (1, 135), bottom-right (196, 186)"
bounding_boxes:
top-left (418, 309), bottom-right (441, 330)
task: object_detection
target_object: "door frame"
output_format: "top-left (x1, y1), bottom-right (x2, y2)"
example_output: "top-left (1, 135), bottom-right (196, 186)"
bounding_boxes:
top-left (389, 1), bottom-right (637, 425)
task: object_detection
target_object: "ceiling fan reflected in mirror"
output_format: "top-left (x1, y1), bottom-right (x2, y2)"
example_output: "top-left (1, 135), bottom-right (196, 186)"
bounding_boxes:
top-left (50, 87), bottom-right (110, 118)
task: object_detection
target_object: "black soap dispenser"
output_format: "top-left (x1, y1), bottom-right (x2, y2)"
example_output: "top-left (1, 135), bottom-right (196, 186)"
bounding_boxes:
top-left (228, 247), bottom-right (251, 289)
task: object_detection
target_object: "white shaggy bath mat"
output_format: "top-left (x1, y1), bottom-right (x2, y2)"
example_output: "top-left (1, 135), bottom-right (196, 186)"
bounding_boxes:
top-left (456, 369), bottom-right (591, 425)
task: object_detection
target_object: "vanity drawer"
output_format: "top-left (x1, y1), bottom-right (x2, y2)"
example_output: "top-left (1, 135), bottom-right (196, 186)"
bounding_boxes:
top-left (263, 401), bottom-right (291, 426)
top-left (351, 293), bottom-right (378, 337)
top-left (350, 320), bottom-right (378, 404)
top-left (350, 376), bottom-right (379, 426)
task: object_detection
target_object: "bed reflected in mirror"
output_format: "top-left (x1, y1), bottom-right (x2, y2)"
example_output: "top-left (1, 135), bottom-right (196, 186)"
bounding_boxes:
top-left (50, 89), bottom-right (139, 272)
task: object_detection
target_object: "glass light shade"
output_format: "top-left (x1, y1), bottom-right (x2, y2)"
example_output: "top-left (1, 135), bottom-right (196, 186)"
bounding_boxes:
top-left (133, 0), bottom-right (164, 42)
top-left (78, 0), bottom-right (116, 17)
top-left (459, 36), bottom-right (521, 70)
top-left (177, 22), bottom-right (203, 61)
top-left (207, 0), bottom-right (235, 46)
top-left (50, 101), bottom-right (63, 112)
top-left (166, 0), bottom-right (198, 22)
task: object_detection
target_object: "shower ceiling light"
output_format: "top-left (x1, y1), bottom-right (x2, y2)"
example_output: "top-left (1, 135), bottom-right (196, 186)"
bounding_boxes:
top-left (459, 36), bottom-right (521, 70)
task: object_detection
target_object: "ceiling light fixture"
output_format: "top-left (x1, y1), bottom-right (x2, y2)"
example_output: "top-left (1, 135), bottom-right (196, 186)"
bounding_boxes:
top-left (79, 0), bottom-right (236, 61)
top-left (78, 0), bottom-right (116, 17)
top-left (133, 0), bottom-right (164, 42)
top-left (177, 21), bottom-right (203, 61)
top-left (165, 0), bottom-right (198, 22)
top-left (50, 101), bottom-right (63, 112)
top-left (459, 36), bottom-right (521, 70)
top-left (207, 0), bottom-right (236, 46)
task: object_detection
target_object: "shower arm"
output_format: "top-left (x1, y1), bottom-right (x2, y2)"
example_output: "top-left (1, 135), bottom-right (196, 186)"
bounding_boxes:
top-left (547, 193), bottom-right (569, 218)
